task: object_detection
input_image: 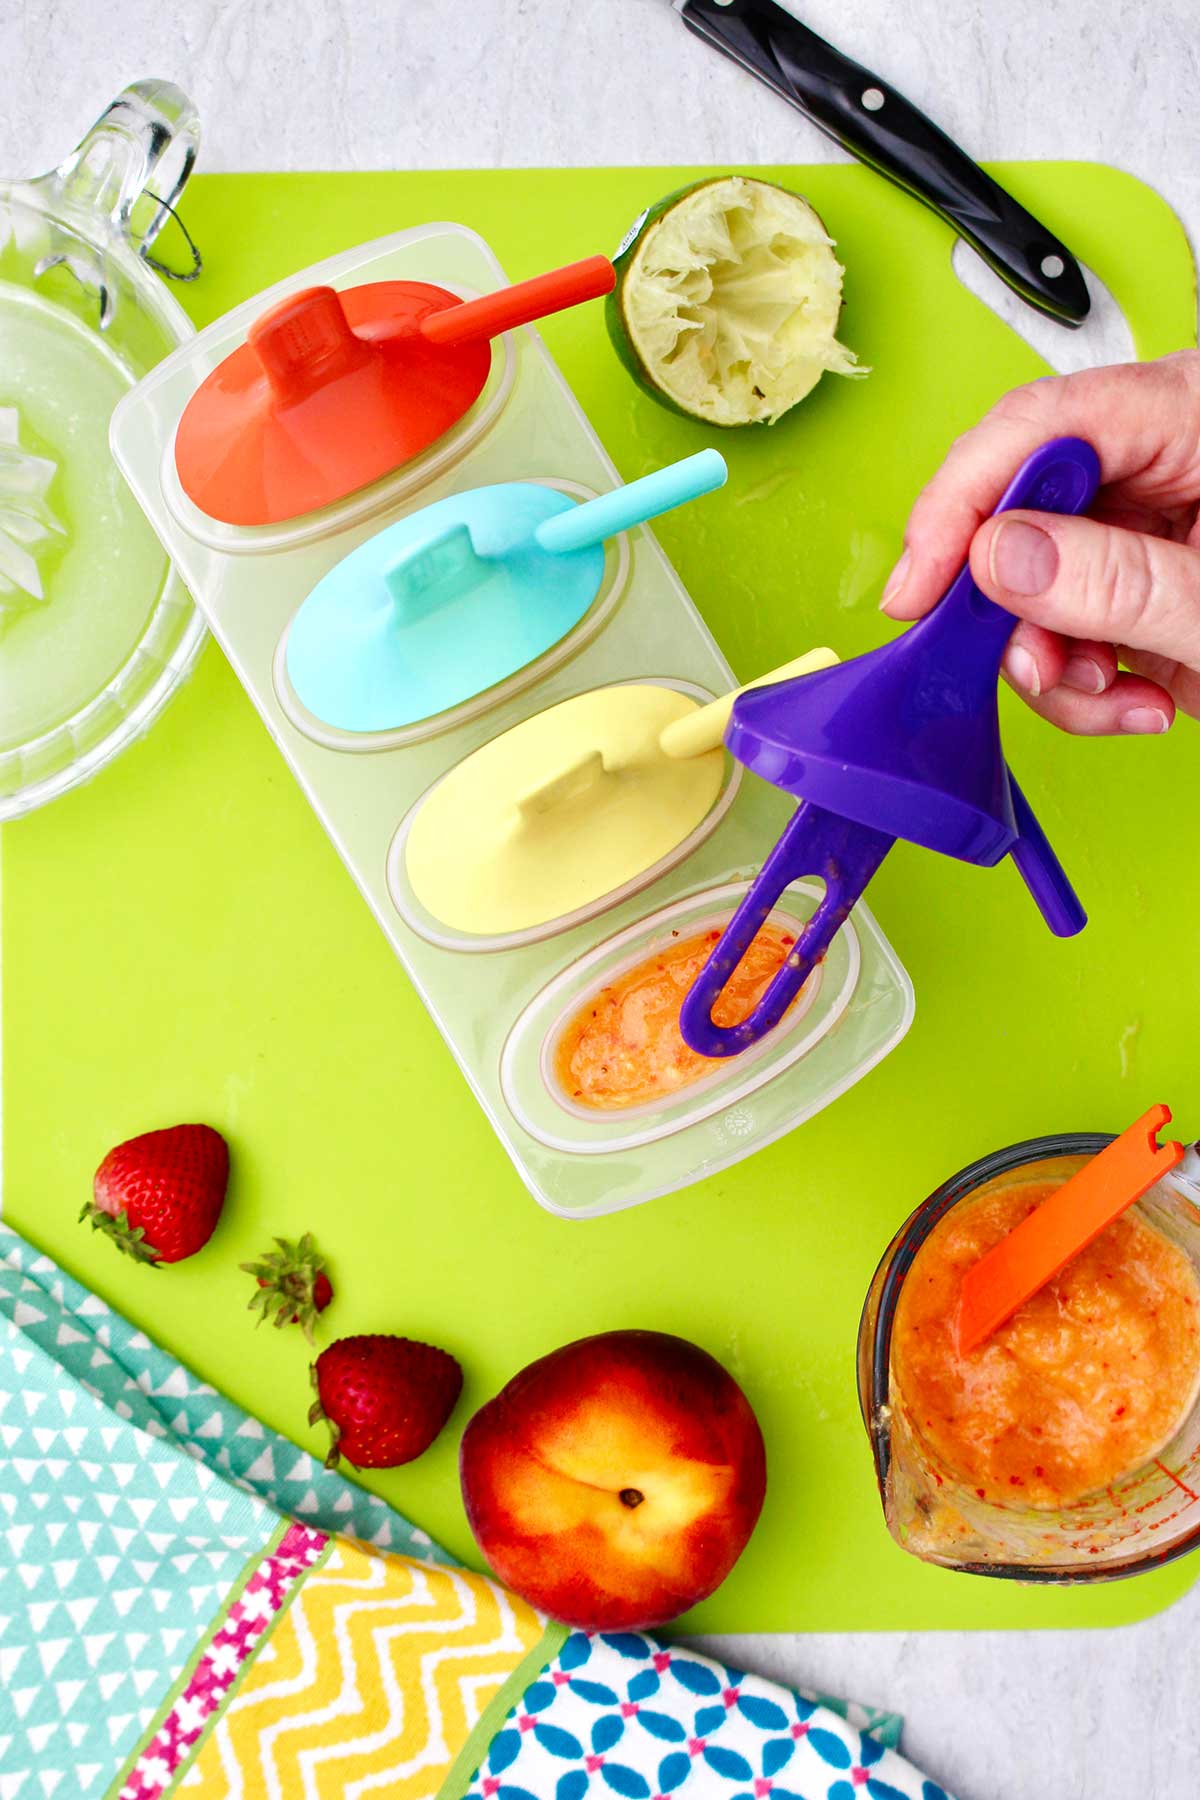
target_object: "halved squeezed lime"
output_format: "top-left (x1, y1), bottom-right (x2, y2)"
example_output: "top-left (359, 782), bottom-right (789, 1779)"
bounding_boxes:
top-left (609, 175), bottom-right (864, 427)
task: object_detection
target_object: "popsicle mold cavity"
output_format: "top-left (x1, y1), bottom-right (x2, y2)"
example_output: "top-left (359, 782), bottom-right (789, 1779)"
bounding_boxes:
top-left (400, 683), bottom-right (728, 939)
top-left (551, 917), bottom-right (815, 1112)
top-left (499, 879), bottom-right (861, 1158)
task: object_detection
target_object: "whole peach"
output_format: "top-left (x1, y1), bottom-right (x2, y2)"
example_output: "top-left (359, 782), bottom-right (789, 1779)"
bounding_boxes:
top-left (459, 1329), bottom-right (766, 1629)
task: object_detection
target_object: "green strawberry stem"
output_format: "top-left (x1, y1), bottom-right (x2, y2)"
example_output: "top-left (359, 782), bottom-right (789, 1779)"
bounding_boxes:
top-left (240, 1232), bottom-right (331, 1345)
top-left (308, 1367), bottom-right (342, 1470)
top-left (78, 1201), bottom-right (160, 1266)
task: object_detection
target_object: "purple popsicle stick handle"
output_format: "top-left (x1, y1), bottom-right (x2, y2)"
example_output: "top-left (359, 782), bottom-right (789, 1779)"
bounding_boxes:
top-left (989, 437), bottom-right (1100, 536)
top-left (679, 804), bottom-right (895, 1058)
top-left (943, 433), bottom-right (1102, 638)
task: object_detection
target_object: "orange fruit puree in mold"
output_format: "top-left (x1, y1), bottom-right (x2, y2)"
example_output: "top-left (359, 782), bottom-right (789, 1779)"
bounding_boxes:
top-left (892, 1181), bottom-right (1200, 1510)
top-left (553, 920), bottom-right (801, 1112)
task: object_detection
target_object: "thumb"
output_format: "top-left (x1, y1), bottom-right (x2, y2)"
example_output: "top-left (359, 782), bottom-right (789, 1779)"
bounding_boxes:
top-left (970, 510), bottom-right (1200, 671)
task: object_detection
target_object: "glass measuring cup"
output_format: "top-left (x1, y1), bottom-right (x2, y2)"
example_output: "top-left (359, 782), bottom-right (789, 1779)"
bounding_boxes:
top-left (858, 1134), bottom-right (1200, 1580)
top-left (0, 80), bottom-right (203, 819)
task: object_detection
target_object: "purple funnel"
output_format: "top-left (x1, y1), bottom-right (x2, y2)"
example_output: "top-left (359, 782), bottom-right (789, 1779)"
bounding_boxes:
top-left (680, 436), bottom-right (1102, 1059)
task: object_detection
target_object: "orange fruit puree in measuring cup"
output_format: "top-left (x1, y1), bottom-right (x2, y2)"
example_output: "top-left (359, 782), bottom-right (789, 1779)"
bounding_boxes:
top-left (553, 921), bottom-right (800, 1111)
top-left (892, 1181), bottom-right (1200, 1509)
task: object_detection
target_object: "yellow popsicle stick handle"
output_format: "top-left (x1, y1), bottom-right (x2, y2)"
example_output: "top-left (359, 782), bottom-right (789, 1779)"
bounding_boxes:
top-left (659, 646), bottom-right (839, 761)
top-left (514, 749), bottom-right (607, 824)
top-left (514, 647), bottom-right (839, 826)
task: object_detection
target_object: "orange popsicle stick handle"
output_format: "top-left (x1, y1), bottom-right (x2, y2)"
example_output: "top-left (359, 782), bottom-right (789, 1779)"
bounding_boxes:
top-left (419, 255), bottom-right (616, 347)
top-left (957, 1104), bottom-right (1185, 1355)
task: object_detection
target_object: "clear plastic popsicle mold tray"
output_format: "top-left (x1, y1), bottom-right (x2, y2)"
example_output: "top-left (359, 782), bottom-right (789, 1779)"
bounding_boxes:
top-left (109, 222), bottom-right (914, 1217)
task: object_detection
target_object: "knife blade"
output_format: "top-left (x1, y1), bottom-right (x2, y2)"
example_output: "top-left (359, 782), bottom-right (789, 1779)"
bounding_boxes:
top-left (670, 0), bottom-right (1091, 329)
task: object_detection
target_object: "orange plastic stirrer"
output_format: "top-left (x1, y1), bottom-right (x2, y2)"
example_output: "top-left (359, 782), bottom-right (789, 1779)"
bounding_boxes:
top-left (956, 1104), bottom-right (1185, 1354)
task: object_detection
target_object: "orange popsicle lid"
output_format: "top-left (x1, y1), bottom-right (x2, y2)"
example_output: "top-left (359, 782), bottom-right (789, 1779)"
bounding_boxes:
top-left (174, 256), bottom-right (615, 528)
top-left (956, 1104), bottom-right (1186, 1354)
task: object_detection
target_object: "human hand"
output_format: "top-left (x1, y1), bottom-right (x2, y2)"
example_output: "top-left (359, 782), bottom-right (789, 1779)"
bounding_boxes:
top-left (879, 352), bottom-right (1200, 733)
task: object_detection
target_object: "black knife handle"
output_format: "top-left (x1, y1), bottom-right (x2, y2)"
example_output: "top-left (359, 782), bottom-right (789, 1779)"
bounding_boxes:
top-left (678, 0), bottom-right (1090, 325)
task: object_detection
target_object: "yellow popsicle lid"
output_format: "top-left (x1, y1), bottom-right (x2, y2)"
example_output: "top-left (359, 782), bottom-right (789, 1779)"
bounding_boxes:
top-left (404, 684), bottom-right (725, 937)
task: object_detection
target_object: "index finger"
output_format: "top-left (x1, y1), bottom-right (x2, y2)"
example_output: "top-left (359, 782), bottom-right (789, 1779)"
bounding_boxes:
top-left (880, 353), bottom-right (1200, 621)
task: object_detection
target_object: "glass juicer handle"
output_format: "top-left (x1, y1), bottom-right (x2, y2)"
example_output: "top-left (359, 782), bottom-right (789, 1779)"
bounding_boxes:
top-left (32, 79), bottom-right (201, 270)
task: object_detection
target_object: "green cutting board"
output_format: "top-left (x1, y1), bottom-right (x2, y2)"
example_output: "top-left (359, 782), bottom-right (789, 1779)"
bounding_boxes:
top-left (4, 163), bottom-right (1198, 1633)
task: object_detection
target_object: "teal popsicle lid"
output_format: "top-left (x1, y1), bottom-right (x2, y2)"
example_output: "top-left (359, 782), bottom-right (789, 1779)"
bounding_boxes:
top-left (283, 452), bottom-right (727, 734)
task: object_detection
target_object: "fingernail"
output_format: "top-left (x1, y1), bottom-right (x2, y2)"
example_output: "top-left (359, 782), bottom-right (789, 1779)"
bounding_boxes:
top-left (879, 548), bottom-right (911, 613)
top-left (1004, 645), bottom-right (1041, 697)
top-left (989, 519), bottom-right (1059, 595)
top-left (1062, 655), bottom-right (1107, 694)
top-left (1119, 706), bottom-right (1171, 735)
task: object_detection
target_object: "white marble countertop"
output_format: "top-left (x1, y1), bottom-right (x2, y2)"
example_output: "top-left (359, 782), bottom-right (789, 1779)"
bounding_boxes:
top-left (3, 4), bottom-right (1198, 1796)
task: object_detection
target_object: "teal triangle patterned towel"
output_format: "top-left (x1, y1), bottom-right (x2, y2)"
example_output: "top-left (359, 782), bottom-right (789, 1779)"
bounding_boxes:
top-left (0, 1219), bottom-right (449, 1797)
top-left (0, 1222), bottom-right (935, 1799)
top-left (0, 1222), bottom-right (445, 1556)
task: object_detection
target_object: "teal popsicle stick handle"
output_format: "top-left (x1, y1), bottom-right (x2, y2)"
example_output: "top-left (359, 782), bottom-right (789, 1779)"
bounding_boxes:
top-left (533, 449), bottom-right (727, 555)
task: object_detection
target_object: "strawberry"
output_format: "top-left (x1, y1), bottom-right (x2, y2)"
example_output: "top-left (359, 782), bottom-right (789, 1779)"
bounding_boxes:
top-left (82, 1124), bottom-right (229, 1265)
top-left (309, 1334), bottom-right (462, 1470)
top-left (241, 1233), bottom-right (333, 1344)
